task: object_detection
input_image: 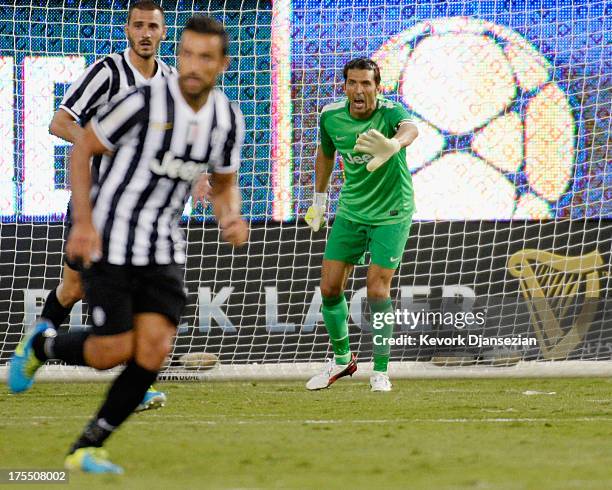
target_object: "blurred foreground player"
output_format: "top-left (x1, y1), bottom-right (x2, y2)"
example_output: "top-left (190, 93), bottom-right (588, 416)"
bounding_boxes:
top-left (305, 58), bottom-right (418, 392)
top-left (9, 15), bottom-right (247, 473)
top-left (46, 0), bottom-right (174, 412)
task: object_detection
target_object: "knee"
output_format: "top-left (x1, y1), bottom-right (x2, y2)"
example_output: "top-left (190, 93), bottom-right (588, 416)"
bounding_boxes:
top-left (135, 332), bottom-right (172, 371)
top-left (320, 281), bottom-right (343, 299)
top-left (85, 334), bottom-right (133, 370)
top-left (58, 281), bottom-right (84, 305)
top-left (367, 280), bottom-right (390, 301)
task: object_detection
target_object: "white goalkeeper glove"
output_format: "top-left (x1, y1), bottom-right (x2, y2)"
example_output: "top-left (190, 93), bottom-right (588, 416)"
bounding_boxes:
top-left (305, 192), bottom-right (327, 232)
top-left (353, 129), bottom-right (401, 172)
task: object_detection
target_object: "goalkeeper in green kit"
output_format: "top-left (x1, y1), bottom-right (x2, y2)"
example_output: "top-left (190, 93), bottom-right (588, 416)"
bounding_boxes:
top-left (305, 58), bottom-right (418, 392)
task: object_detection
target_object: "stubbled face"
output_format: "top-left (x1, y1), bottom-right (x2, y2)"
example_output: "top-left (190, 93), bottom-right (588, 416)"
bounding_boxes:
top-left (178, 30), bottom-right (228, 98)
top-left (125, 8), bottom-right (166, 59)
top-left (344, 68), bottom-right (380, 119)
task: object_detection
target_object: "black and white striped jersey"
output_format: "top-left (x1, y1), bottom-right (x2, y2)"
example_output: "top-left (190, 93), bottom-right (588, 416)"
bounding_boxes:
top-left (60, 49), bottom-right (175, 182)
top-left (61, 48), bottom-right (174, 125)
top-left (89, 75), bottom-right (244, 266)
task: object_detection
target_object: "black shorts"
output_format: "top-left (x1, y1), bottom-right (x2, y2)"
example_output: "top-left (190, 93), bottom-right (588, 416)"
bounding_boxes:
top-left (81, 262), bottom-right (187, 335)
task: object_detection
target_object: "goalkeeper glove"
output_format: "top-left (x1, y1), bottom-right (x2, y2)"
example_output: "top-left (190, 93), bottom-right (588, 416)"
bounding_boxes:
top-left (353, 129), bottom-right (401, 172)
top-left (305, 192), bottom-right (327, 232)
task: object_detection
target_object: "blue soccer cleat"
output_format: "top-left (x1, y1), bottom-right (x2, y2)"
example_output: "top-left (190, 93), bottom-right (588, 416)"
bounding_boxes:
top-left (8, 319), bottom-right (52, 393)
top-left (65, 447), bottom-right (123, 474)
top-left (134, 387), bottom-right (167, 413)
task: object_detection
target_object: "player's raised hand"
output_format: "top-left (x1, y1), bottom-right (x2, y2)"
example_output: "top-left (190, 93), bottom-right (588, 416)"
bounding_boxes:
top-left (66, 221), bottom-right (101, 268)
top-left (354, 129), bottom-right (401, 172)
top-left (305, 193), bottom-right (327, 232)
top-left (220, 215), bottom-right (249, 247)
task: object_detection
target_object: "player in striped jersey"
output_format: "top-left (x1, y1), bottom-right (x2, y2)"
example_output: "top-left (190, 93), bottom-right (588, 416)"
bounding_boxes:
top-left (44, 0), bottom-right (173, 412)
top-left (9, 15), bottom-right (247, 474)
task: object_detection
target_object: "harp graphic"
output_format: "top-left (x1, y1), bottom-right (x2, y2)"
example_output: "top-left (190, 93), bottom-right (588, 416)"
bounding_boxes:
top-left (507, 249), bottom-right (603, 360)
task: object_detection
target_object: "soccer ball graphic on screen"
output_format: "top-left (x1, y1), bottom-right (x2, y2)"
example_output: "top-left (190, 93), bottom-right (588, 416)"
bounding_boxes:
top-left (372, 17), bottom-right (574, 219)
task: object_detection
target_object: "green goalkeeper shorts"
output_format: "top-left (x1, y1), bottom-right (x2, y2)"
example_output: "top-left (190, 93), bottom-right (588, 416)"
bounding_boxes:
top-left (323, 215), bottom-right (412, 270)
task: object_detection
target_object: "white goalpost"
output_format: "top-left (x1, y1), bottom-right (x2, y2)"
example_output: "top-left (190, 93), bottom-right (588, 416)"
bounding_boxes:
top-left (0, 0), bottom-right (610, 381)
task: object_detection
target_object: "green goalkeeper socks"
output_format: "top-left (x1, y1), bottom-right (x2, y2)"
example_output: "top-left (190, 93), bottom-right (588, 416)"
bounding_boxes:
top-left (369, 298), bottom-right (394, 373)
top-left (321, 295), bottom-right (394, 370)
top-left (321, 294), bottom-right (351, 365)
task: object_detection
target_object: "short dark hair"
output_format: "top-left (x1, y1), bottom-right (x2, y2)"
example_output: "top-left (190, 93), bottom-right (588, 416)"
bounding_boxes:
top-left (343, 58), bottom-right (381, 86)
top-left (183, 15), bottom-right (229, 56)
top-left (127, 0), bottom-right (165, 24)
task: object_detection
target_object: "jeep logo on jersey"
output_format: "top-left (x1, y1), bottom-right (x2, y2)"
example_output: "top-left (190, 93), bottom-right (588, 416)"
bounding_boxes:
top-left (150, 152), bottom-right (208, 181)
top-left (344, 152), bottom-right (373, 165)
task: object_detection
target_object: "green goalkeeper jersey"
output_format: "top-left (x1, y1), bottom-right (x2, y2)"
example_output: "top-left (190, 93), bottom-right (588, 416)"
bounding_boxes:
top-left (319, 96), bottom-right (415, 225)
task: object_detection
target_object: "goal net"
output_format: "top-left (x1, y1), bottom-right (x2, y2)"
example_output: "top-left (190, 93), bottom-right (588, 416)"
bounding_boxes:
top-left (0, 0), bottom-right (610, 381)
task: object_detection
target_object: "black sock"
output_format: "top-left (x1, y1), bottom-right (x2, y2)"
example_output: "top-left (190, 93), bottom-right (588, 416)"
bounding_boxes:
top-left (42, 330), bottom-right (91, 366)
top-left (68, 418), bottom-right (114, 454)
top-left (41, 288), bottom-right (73, 329)
top-left (97, 361), bottom-right (159, 427)
top-left (32, 332), bottom-right (50, 361)
top-left (69, 360), bottom-right (158, 453)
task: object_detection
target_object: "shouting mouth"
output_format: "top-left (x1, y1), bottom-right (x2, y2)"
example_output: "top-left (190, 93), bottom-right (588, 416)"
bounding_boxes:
top-left (353, 98), bottom-right (365, 110)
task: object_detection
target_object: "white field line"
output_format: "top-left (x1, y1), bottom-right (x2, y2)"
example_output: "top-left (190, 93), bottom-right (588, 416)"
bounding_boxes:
top-left (3, 415), bottom-right (612, 426)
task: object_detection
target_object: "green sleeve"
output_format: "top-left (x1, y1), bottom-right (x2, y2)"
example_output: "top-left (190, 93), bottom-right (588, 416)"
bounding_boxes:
top-left (319, 114), bottom-right (336, 157)
top-left (386, 102), bottom-right (412, 131)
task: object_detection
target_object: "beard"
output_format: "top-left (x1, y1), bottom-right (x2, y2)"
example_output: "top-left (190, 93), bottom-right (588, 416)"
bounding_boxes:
top-left (180, 75), bottom-right (205, 94)
top-left (127, 35), bottom-right (156, 59)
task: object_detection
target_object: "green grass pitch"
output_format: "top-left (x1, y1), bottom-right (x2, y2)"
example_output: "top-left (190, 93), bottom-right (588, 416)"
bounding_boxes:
top-left (1, 378), bottom-right (611, 489)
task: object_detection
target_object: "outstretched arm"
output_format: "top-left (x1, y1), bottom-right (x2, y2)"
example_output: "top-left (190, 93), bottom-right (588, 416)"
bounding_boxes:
top-left (354, 121), bottom-right (418, 172)
top-left (393, 121), bottom-right (418, 149)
